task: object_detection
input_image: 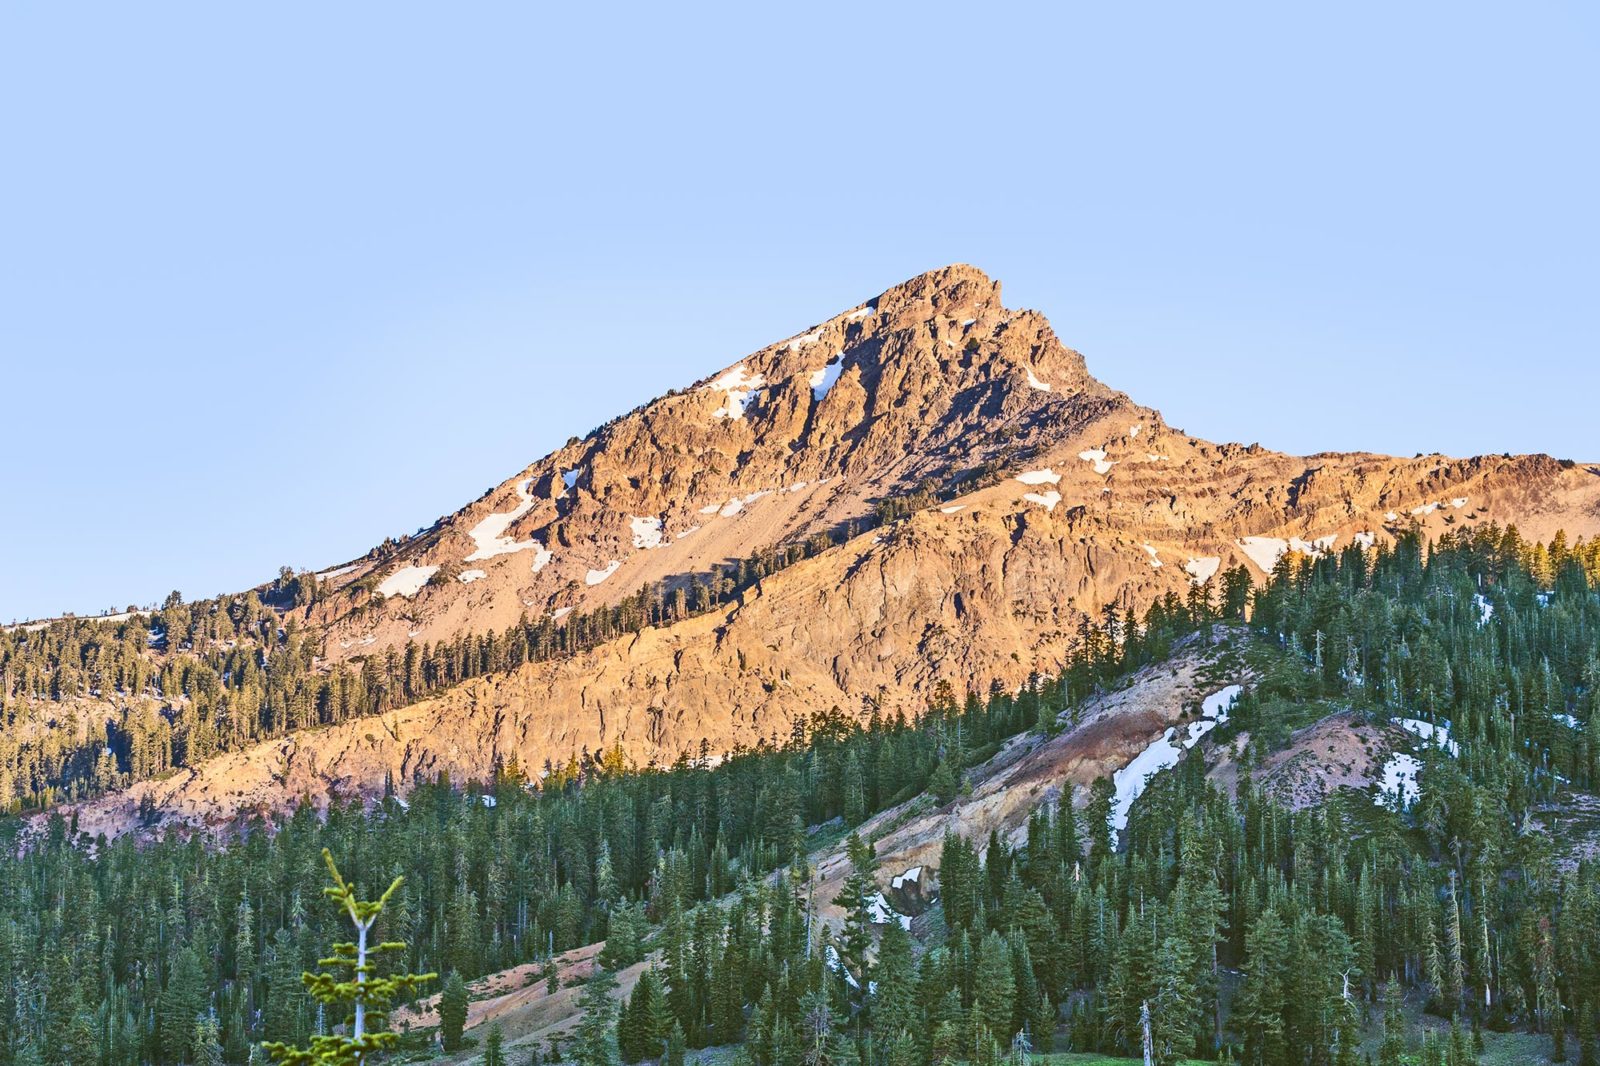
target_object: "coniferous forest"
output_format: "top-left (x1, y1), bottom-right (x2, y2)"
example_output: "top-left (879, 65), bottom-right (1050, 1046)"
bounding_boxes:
top-left (6, 525), bottom-right (1600, 1064)
top-left (0, 519), bottom-right (907, 813)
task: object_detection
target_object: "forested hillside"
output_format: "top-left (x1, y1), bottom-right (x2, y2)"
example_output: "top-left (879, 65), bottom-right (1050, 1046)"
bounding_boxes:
top-left (0, 526), bottom-right (879, 812)
top-left (6, 527), bottom-right (1600, 1064)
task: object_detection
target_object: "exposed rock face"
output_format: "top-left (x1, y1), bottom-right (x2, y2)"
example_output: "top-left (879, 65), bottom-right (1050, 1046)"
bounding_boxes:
top-left (43, 265), bottom-right (1600, 838)
top-left (310, 264), bottom-right (1124, 653)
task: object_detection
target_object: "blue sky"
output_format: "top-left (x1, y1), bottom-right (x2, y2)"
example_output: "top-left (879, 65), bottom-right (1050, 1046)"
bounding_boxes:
top-left (1, 3), bottom-right (1595, 622)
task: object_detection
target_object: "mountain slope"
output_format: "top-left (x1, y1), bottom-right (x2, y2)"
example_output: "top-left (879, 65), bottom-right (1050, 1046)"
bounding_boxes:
top-left (32, 265), bottom-right (1600, 837)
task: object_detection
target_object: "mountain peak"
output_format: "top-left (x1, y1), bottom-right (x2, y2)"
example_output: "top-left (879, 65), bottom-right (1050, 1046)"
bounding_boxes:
top-left (873, 262), bottom-right (1001, 318)
top-left (301, 265), bottom-right (1114, 659)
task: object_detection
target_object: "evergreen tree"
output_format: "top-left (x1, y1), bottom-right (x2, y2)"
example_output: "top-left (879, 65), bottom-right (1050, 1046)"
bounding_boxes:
top-left (1149, 935), bottom-right (1199, 1066)
top-left (873, 922), bottom-right (918, 1042)
top-left (485, 1022), bottom-right (507, 1066)
top-left (1378, 981), bottom-right (1409, 1066)
top-left (574, 968), bottom-right (620, 1066)
top-left (194, 1013), bottom-right (225, 1066)
top-left (260, 849), bottom-right (435, 1065)
top-left (439, 972), bottom-right (470, 1053)
top-left (973, 932), bottom-right (1017, 1047)
top-left (161, 943), bottom-right (209, 1065)
top-left (833, 834), bottom-right (879, 1005)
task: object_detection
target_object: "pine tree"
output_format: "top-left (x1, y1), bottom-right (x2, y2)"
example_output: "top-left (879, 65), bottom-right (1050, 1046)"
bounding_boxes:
top-left (929, 758), bottom-right (959, 804)
top-left (1378, 981), bottom-right (1408, 1066)
top-left (833, 834), bottom-right (879, 1003)
top-left (439, 972), bottom-right (470, 1052)
top-left (873, 922), bottom-right (918, 1041)
top-left (664, 1022), bottom-right (686, 1066)
top-left (263, 927), bottom-right (305, 1047)
top-left (973, 932), bottom-right (1017, 1047)
top-left (64, 1007), bottom-right (99, 1066)
top-left (574, 968), bottom-right (620, 1066)
top-left (1149, 935), bottom-right (1199, 1066)
top-left (161, 943), bottom-right (209, 1064)
top-left (621, 969), bottom-right (668, 1063)
top-left (259, 850), bottom-right (435, 1065)
top-left (194, 1013), bottom-right (226, 1066)
top-left (799, 982), bottom-right (834, 1066)
top-left (485, 1022), bottom-right (507, 1066)
top-left (1085, 778), bottom-right (1115, 865)
top-left (1235, 908), bottom-right (1289, 1066)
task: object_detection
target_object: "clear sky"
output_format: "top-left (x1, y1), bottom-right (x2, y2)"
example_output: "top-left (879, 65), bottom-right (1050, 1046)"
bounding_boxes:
top-left (1, 3), bottom-right (1596, 622)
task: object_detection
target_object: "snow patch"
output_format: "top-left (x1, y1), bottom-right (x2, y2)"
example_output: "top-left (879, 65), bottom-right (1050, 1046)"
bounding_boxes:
top-left (676, 525), bottom-right (700, 539)
top-left (1450, 497), bottom-right (1470, 509)
top-left (810, 356), bottom-right (846, 401)
top-left (1411, 502), bottom-right (1439, 516)
top-left (465, 478), bottom-right (542, 561)
top-left (1353, 531), bottom-right (1377, 549)
top-left (1143, 544), bottom-right (1162, 568)
top-left (1204, 685), bottom-right (1242, 722)
top-left (1023, 490), bottom-right (1062, 512)
top-left (940, 505), bottom-right (966, 514)
top-left (825, 945), bottom-right (860, 990)
top-left (781, 328), bottom-right (823, 352)
top-left (1473, 593), bottom-right (1494, 625)
top-left (1025, 367), bottom-right (1052, 392)
top-left (1015, 468), bottom-right (1061, 486)
top-left (1079, 449), bottom-right (1116, 475)
top-left (1238, 537), bottom-right (1289, 573)
top-left (629, 516), bottom-right (665, 550)
top-left (1110, 685), bottom-right (1239, 839)
top-left (552, 606), bottom-right (574, 620)
top-left (1555, 713), bottom-right (1582, 729)
top-left (586, 561), bottom-right (621, 585)
top-left (1185, 557), bottom-right (1221, 584)
top-left (844, 305), bottom-right (874, 321)
top-left (1384, 511), bottom-right (1399, 522)
top-left (1376, 753), bottom-right (1422, 808)
top-left (377, 565), bottom-right (439, 598)
top-left (1129, 423), bottom-right (1142, 438)
top-left (459, 569), bottom-right (486, 583)
top-left (560, 469), bottom-right (580, 495)
top-left (1280, 534), bottom-right (1337, 558)
top-left (866, 892), bottom-right (912, 930)
top-left (890, 866), bottom-right (923, 889)
top-left (707, 365), bottom-right (766, 420)
top-left (1397, 718), bottom-right (1459, 757)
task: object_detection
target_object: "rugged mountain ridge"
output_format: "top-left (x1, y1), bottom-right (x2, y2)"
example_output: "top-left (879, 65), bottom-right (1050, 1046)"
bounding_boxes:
top-left (307, 264), bottom-right (1119, 654)
top-left (38, 265), bottom-right (1600, 837)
